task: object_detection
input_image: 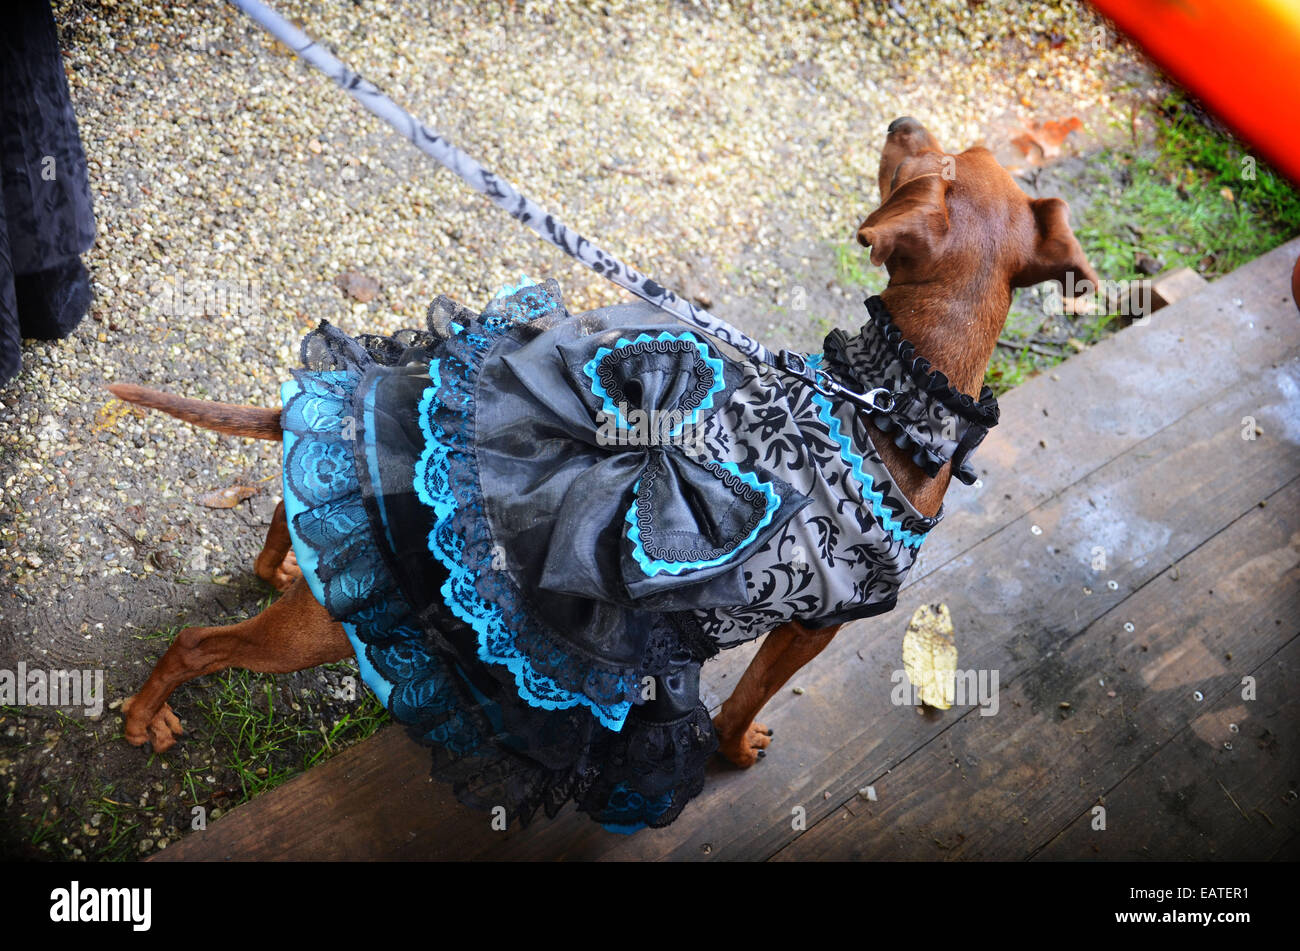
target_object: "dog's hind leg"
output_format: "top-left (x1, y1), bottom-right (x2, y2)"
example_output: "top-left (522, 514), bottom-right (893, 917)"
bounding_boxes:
top-left (713, 620), bottom-right (841, 768)
top-left (253, 500), bottom-right (302, 592)
top-left (122, 577), bottom-right (352, 752)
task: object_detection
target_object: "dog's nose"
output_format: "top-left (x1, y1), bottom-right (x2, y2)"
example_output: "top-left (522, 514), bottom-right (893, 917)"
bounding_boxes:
top-left (887, 116), bottom-right (923, 136)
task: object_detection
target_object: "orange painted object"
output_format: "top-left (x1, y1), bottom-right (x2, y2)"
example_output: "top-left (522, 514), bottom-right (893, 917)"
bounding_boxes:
top-left (1089, 0), bottom-right (1300, 185)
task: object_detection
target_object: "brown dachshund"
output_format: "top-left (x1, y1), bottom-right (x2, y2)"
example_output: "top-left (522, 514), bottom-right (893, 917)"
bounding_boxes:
top-left (112, 117), bottom-right (1097, 781)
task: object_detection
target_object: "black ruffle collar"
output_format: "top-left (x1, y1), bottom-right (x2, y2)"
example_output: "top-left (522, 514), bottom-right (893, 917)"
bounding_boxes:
top-left (861, 295), bottom-right (1000, 427)
top-left (819, 295), bottom-right (1001, 486)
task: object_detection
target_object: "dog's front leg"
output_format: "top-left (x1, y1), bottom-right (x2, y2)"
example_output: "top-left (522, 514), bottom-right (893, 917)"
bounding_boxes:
top-left (713, 620), bottom-right (841, 767)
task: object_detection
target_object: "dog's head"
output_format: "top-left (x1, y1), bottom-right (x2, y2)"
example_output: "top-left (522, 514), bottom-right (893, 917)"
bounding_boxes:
top-left (857, 117), bottom-right (1098, 295)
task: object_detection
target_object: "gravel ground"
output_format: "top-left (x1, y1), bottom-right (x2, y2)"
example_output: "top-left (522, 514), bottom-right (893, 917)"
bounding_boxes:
top-left (0, 0), bottom-right (1155, 859)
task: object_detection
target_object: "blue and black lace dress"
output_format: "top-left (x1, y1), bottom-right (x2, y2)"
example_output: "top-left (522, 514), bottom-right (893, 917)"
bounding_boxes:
top-left (280, 278), bottom-right (943, 831)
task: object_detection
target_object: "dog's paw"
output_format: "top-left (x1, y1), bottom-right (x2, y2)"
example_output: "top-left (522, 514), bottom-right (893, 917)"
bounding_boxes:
top-left (258, 548), bottom-right (302, 592)
top-left (715, 720), bottom-right (773, 768)
top-left (122, 695), bottom-right (184, 752)
top-left (270, 549), bottom-right (302, 592)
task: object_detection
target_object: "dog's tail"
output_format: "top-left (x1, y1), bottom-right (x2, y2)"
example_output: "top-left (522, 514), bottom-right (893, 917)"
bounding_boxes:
top-left (107, 383), bottom-right (282, 440)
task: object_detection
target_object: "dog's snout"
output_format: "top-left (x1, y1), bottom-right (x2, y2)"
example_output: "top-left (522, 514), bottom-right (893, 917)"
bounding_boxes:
top-left (887, 116), bottom-right (921, 135)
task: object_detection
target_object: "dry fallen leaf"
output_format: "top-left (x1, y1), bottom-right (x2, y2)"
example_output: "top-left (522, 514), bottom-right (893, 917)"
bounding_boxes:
top-left (1011, 116), bottom-right (1083, 164)
top-left (198, 485), bottom-right (258, 509)
top-left (92, 398), bottom-right (144, 434)
top-left (335, 270), bottom-right (380, 303)
top-left (902, 602), bottom-right (958, 710)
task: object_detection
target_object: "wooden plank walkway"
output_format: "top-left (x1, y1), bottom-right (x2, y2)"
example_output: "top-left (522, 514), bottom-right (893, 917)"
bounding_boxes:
top-left (154, 239), bottom-right (1300, 861)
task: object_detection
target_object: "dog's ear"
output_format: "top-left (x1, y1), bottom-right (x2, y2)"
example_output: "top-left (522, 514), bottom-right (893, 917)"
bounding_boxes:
top-left (856, 173), bottom-right (950, 268)
top-left (1013, 197), bottom-right (1099, 292)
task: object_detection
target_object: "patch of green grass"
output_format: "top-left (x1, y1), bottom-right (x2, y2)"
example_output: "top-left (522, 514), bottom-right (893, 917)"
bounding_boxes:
top-left (191, 667), bottom-right (387, 803)
top-left (1076, 93), bottom-right (1300, 286)
top-left (985, 344), bottom-right (1059, 396)
top-left (3, 592), bottom-right (387, 861)
top-left (1160, 101), bottom-right (1300, 227)
top-left (130, 594), bottom-right (387, 804)
top-left (833, 240), bottom-right (888, 295)
top-left (305, 701), bottom-right (390, 767)
top-left (28, 783), bottom-right (68, 850)
top-left (80, 786), bottom-right (154, 861)
top-left (28, 803), bottom-right (61, 849)
top-left (995, 93), bottom-right (1300, 395)
top-left (115, 596), bottom-right (388, 838)
top-left (25, 781), bottom-right (158, 862)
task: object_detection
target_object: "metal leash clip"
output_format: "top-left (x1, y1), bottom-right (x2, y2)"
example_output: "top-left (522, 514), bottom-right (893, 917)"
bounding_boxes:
top-left (777, 349), bottom-right (896, 415)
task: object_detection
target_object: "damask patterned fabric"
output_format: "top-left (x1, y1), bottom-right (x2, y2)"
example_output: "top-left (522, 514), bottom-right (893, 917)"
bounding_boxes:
top-left (279, 278), bottom-right (982, 831)
top-left (0, 0), bottom-right (96, 386)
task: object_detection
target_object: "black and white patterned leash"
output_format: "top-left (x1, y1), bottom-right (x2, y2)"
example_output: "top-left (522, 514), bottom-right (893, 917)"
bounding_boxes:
top-left (227, 0), bottom-right (894, 414)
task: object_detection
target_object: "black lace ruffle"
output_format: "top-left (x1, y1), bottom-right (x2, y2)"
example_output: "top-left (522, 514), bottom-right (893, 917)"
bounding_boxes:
top-left (424, 307), bottom-right (644, 719)
top-left (862, 295), bottom-right (1000, 425)
top-left (820, 296), bottom-right (999, 483)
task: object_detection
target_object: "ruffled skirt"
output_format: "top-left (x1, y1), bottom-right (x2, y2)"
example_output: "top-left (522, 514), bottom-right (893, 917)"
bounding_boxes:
top-left (279, 280), bottom-right (753, 831)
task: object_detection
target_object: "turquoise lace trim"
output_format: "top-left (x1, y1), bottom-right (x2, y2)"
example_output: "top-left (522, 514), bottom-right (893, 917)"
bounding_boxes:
top-left (281, 372), bottom-right (483, 756)
top-left (582, 330), bottom-right (726, 437)
top-left (624, 460), bottom-right (781, 576)
top-left (414, 342), bottom-right (633, 732)
top-left (599, 782), bottom-right (674, 834)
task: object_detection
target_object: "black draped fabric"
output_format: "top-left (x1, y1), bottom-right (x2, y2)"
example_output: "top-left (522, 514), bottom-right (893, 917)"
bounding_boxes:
top-left (0, 0), bottom-right (96, 386)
